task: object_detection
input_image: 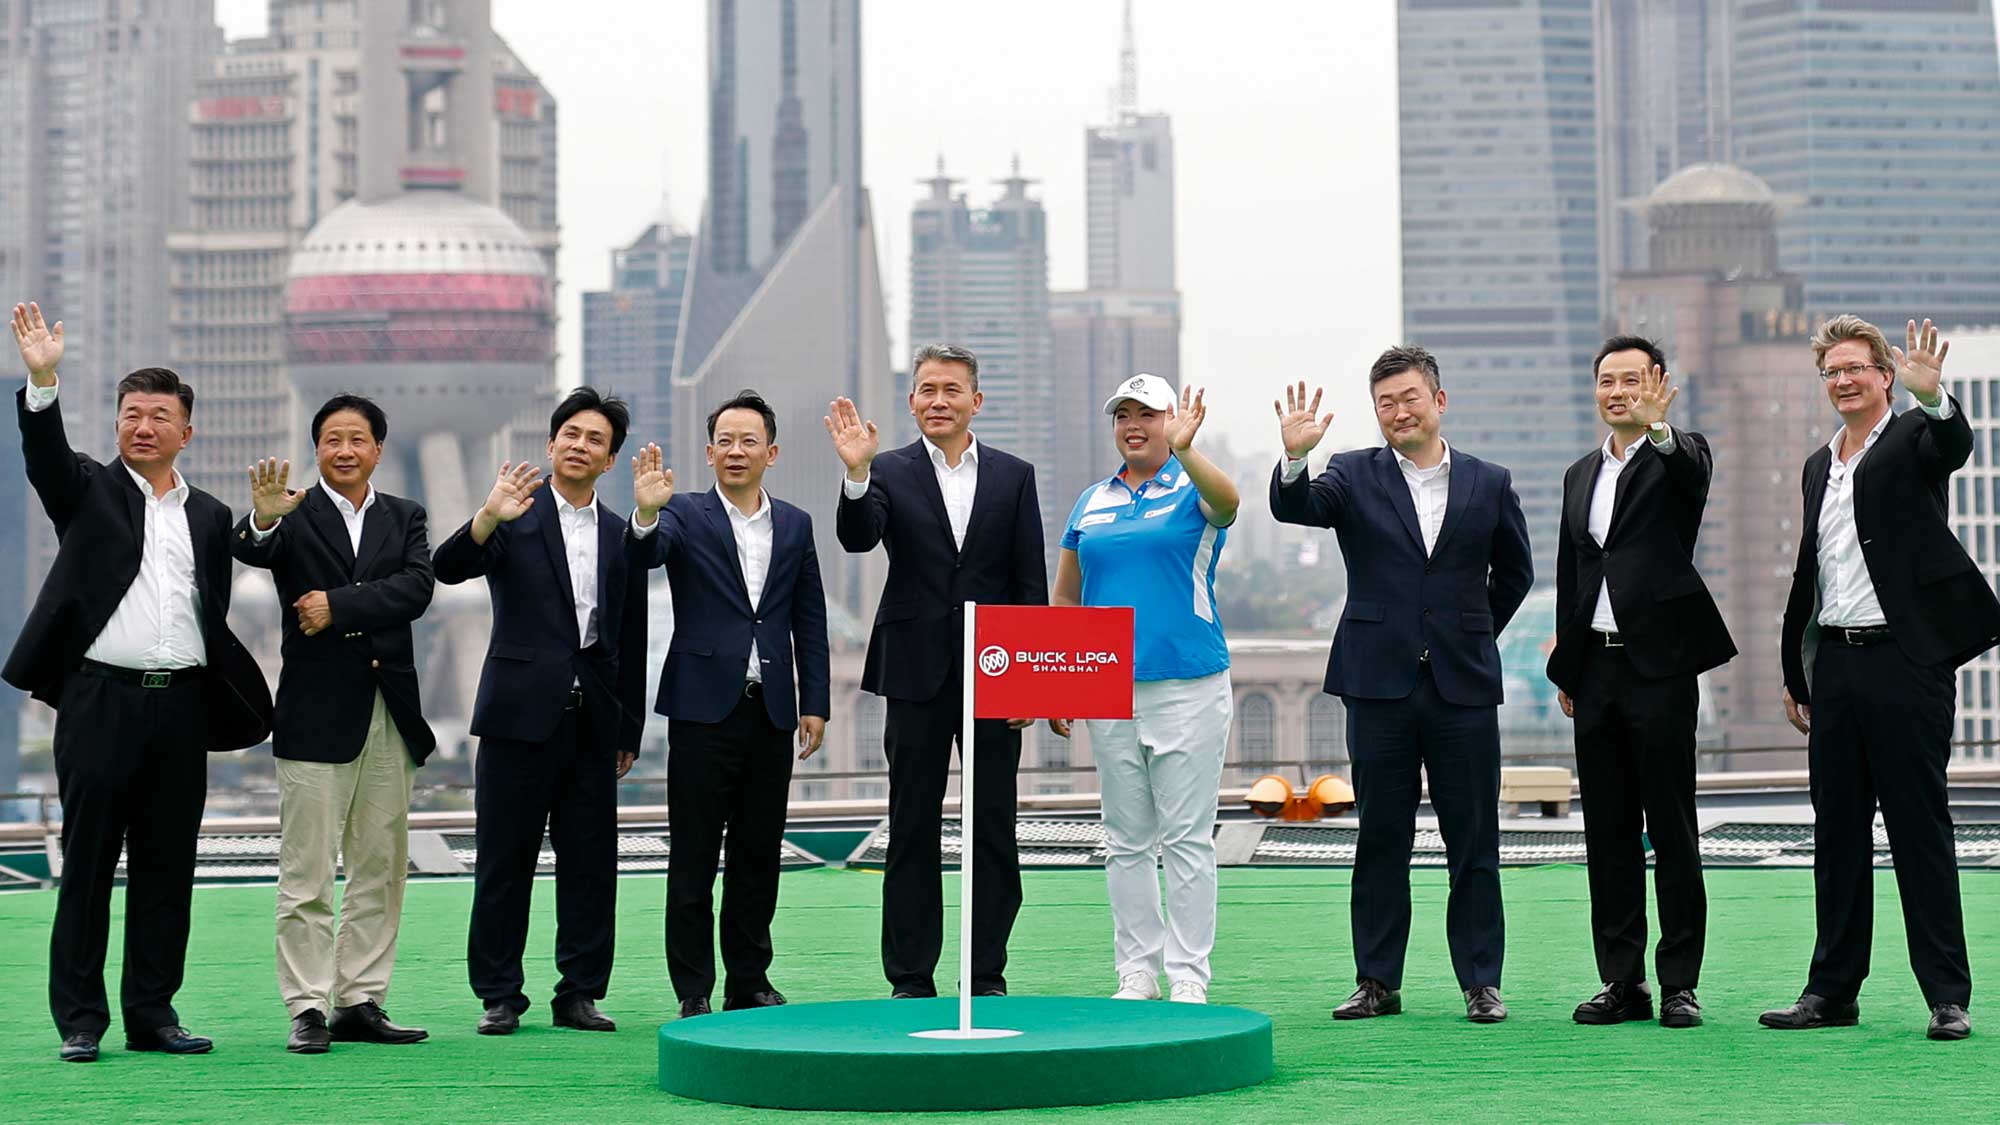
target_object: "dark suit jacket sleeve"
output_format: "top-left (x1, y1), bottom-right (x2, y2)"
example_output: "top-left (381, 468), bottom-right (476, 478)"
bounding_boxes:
top-left (1915, 396), bottom-right (1974, 482)
top-left (1780, 455), bottom-right (1818, 705)
top-left (835, 473), bottom-right (891, 553)
top-left (632, 501), bottom-right (688, 569)
top-left (617, 529), bottom-right (650, 756)
top-left (432, 515), bottom-right (504, 583)
top-left (231, 513), bottom-right (285, 569)
top-left (1270, 456), bottom-right (1348, 529)
top-left (1489, 467), bottom-right (1534, 634)
top-left (795, 519), bottom-right (832, 719)
top-left (17, 387), bottom-right (90, 529)
top-left (1008, 463), bottom-right (1049, 606)
top-left (326, 504), bottom-right (437, 632)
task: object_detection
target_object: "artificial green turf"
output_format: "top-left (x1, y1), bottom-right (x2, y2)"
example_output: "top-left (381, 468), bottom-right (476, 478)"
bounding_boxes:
top-left (0, 866), bottom-right (1995, 1123)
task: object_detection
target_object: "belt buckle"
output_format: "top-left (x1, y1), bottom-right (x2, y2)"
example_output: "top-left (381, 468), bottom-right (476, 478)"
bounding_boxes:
top-left (1603, 633), bottom-right (1623, 648)
top-left (141, 671), bottom-right (171, 689)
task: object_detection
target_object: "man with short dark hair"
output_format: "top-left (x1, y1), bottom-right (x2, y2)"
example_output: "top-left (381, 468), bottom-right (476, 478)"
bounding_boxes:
top-left (8, 302), bottom-right (272, 1062)
top-left (234, 393), bottom-right (437, 1053)
top-left (1272, 345), bottom-right (1532, 1024)
top-left (630, 389), bottom-right (830, 1019)
top-left (1547, 336), bottom-right (1734, 1030)
top-left (435, 386), bottom-right (650, 1036)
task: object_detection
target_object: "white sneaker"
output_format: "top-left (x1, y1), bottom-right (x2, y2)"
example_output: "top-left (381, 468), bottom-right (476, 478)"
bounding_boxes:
top-left (1169, 980), bottom-right (1208, 1005)
top-left (1112, 971), bottom-right (1161, 1000)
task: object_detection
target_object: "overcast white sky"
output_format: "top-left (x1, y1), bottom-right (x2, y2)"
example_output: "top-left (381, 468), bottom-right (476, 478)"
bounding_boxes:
top-left (217, 0), bottom-right (1401, 455)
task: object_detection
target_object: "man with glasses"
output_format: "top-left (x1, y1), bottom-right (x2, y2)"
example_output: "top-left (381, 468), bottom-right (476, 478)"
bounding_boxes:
top-left (1763, 317), bottom-right (2000, 1040)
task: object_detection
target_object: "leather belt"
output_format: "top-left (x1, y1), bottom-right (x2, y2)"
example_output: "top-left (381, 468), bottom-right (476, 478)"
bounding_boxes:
top-left (1597, 631), bottom-right (1624, 648)
top-left (1825, 625), bottom-right (1893, 646)
top-left (744, 681), bottom-right (764, 699)
top-left (79, 659), bottom-right (201, 689)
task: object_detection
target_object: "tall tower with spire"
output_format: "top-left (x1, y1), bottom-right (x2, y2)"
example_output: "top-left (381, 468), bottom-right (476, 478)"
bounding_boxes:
top-left (1085, 0), bottom-right (1175, 291)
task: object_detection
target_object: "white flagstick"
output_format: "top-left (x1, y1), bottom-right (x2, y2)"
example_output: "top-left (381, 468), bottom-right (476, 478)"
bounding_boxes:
top-left (959, 598), bottom-right (976, 1036)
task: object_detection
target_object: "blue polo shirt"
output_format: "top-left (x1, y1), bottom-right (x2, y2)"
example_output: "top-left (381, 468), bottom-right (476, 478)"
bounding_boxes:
top-left (1061, 455), bottom-right (1229, 682)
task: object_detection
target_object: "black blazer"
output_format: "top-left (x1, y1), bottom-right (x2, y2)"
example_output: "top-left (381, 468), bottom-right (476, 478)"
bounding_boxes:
top-left (1781, 400), bottom-right (2000, 704)
top-left (231, 485), bottom-right (437, 764)
top-left (1270, 444), bottom-right (1533, 707)
top-left (638, 489), bottom-right (830, 729)
top-left (3, 388), bottom-right (271, 750)
top-left (433, 496), bottom-right (649, 755)
top-left (1546, 429), bottom-right (1736, 694)
top-left (836, 440), bottom-right (1048, 703)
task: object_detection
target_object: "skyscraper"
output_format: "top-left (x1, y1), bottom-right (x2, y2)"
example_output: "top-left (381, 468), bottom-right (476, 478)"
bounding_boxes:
top-left (1728, 0), bottom-right (2000, 331)
top-left (673, 0), bottom-right (892, 615)
top-left (583, 208), bottom-right (694, 517)
top-left (1936, 332), bottom-right (2000, 763)
top-left (1397, 0), bottom-right (1602, 582)
top-left (1085, 2), bottom-right (1175, 293)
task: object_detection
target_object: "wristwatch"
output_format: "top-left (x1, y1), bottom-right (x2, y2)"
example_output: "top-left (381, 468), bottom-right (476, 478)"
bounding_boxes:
top-left (1647, 421), bottom-right (1669, 440)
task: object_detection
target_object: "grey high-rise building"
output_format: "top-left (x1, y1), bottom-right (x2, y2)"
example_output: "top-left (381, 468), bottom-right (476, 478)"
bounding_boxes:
top-left (1397, 0), bottom-right (1601, 582)
top-left (0, 373), bottom-right (22, 815)
top-left (673, 0), bottom-right (892, 616)
top-left (1085, 2), bottom-right (1175, 292)
top-left (1729, 0), bottom-right (2000, 330)
top-left (583, 209), bottom-right (694, 517)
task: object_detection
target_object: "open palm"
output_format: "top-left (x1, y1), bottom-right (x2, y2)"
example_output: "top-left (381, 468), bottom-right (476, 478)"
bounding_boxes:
top-left (1274, 381), bottom-right (1333, 458)
top-left (482, 461), bottom-right (545, 523)
top-left (1892, 318), bottom-right (1949, 404)
top-left (11, 302), bottom-right (63, 379)
top-left (824, 396), bottom-right (880, 473)
top-left (1167, 385), bottom-right (1208, 452)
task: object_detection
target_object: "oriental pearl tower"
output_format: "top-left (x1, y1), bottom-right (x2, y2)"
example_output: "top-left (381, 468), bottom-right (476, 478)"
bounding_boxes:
top-left (282, 0), bottom-right (553, 742)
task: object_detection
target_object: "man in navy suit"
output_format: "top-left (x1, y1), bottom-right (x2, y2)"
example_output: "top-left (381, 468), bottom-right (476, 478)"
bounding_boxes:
top-left (434, 388), bottom-right (649, 1037)
top-left (825, 344), bottom-right (1049, 999)
top-left (628, 390), bottom-right (829, 1019)
top-left (1272, 345), bottom-right (1533, 1024)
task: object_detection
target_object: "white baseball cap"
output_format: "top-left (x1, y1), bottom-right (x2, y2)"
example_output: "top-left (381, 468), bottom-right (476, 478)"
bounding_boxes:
top-left (1102, 373), bottom-right (1176, 415)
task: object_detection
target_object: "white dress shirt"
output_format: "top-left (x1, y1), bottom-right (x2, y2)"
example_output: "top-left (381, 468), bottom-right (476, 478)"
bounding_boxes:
top-left (247, 480), bottom-right (376, 556)
top-left (23, 378), bottom-right (206, 669)
top-left (1587, 426), bottom-right (1678, 634)
top-left (554, 490), bottom-right (600, 648)
top-left (722, 488), bottom-right (776, 683)
top-left (1814, 401), bottom-right (1956, 628)
top-left (1282, 442), bottom-right (1453, 556)
top-left (842, 434), bottom-right (980, 551)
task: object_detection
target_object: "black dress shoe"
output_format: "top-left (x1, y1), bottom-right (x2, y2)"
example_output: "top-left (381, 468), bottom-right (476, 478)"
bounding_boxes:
top-left (1758, 993), bottom-right (1858, 1029)
top-left (125, 1026), bottom-right (214, 1054)
top-left (890, 989), bottom-right (933, 999)
top-left (59, 1033), bottom-right (99, 1063)
top-left (1332, 979), bottom-right (1402, 1020)
top-left (1928, 1003), bottom-right (1971, 1041)
top-left (678, 997), bottom-right (712, 1019)
top-left (552, 997), bottom-right (617, 1032)
top-left (722, 990), bottom-right (787, 1011)
top-left (1465, 986), bottom-right (1508, 1024)
top-left (476, 1002), bottom-right (520, 1036)
top-left (1573, 981), bottom-right (1653, 1025)
top-left (287, 1010), bottom-right (331, 1054)
top-left (974, 987), bottom-right (1006, 998)
top-left (330, 1001), bottom-right (428, 1045)
top-left (1660, 989), bottom-right (1702, 1029)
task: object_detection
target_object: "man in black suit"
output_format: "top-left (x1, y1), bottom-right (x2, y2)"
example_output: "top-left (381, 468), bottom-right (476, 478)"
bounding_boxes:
top-left (630, 390), bottom-right (830, 1019)
top-left (824, 344), bottom-right (1049, 999)
top-left (434, 388), bottom-right (648, 1036)
top-left (233, 394), bottom-right (436, 1053)
top-left (1763, 317), bottom-right (1999, 1041)
top-left (1546, 336), bottom-right (1736, 1030)
top-left (7, 302), bottom-right (272, 1063)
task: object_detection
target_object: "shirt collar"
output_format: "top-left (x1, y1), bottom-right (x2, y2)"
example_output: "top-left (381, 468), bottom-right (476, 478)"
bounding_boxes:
top-left (318, 479), bottom-right (377, 516)
top-left (1111, 453), bottom-right (1183, 494)
top-left (715, 485), bottom-right (772, 524)
top-left (1828, 407), bottom-right (1893, 459)
top-left (121, 459), bottom-right (188, 503)
top-left (555, 489), bottom-right (599, 520)
top-left (921, 433), bottom-right (979, 471)
top-left (1600, 430), bottom-right (1643, 466)
top-left (1392, 440), bottom-right (1451, 478)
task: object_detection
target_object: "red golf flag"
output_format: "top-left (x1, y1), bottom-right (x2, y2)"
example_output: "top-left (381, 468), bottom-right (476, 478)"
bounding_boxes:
top-left (970, 605), bottom-right (1135, 721)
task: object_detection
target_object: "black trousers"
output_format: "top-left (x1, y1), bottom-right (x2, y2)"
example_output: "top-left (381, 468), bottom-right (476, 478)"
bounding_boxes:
top-left (48, 668), bottom-right (206, 1040)
top-left (881, 678), bottom-right (1023, 995)
top-left (467, 703), bottom-right (618, 1013)
top-left (1571, 642), bottom-right (1705, 991)
top-left (1343, 664), bottom-right (1504, 992)
top-left (665, 686), bottom-right (795, 1003)
top-left (1805, 638), bottom-right (1970, 1006)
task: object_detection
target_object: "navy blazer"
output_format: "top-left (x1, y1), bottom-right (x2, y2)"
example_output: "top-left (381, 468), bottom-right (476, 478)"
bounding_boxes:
top-left (433, 495), bottom-right (649, 755)
top-left (836, 439), bottom-right (1048, 703)
top-left (1271, 444), bottom-right (1534, 707)
top-left (232, 485), bottom-right (438, 765)
top-left (637, 489), bottom-right (830, 729)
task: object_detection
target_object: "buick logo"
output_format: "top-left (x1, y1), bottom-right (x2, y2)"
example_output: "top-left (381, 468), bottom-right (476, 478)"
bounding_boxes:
top-left (977, 645), bottom-right (1011, 676)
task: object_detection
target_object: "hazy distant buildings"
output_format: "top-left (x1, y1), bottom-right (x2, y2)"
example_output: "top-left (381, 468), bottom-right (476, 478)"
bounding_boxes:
top-left (1935, 333), bottom-right (2000, 764)
top-left (583, 212), bottom-right (693, 516)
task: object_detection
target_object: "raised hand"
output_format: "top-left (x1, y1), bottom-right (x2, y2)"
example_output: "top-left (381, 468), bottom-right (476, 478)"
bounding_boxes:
top-left (823, 396), bottom-right (880, 479)
top-left (11, 302), bottom-right (63, 383)
top-left (631, 442), bottom-right (675, 519)
top-left (248, 457), bottom-right (306, 529)
top-left (1892, 318), bottom-right (1949, 406)
top-left (481, 461), bottom-right (544, 524)
top-left (1274, 381), bottom-right (1333, 459)
top-left (1166, 385), bottom-right (1208, 452)
top-left (1626, 364), bottom-right (1679, 428)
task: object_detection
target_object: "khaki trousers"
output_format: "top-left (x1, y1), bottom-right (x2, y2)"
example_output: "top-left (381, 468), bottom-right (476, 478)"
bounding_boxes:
top-left (274, 691), bottom-right (415, 1017)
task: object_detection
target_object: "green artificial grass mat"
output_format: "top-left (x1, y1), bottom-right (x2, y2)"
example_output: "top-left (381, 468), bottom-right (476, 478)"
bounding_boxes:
top-left (0, 866), bottom-right (1995, 1123)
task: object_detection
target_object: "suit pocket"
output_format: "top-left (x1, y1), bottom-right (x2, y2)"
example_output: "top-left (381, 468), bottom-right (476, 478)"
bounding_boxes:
top-left (667, 642), bottom-right (714, 658)
top-left (487, 642), bottom-right (537, 662)
top-left (1344, 601), bottom-right (1385, 623)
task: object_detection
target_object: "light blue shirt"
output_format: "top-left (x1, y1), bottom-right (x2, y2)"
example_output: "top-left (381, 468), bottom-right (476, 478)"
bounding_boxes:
top-left (1061, 455), bottom-right (1229, 682)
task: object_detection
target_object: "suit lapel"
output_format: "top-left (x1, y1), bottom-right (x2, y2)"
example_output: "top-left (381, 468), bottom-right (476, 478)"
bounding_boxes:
top-left (594, 501), bottom-right (622, 643)
top-left (113, 458), bottom-right (144, 543)
top-left (703, 490), bottom-right (753, 609)
top-left (1803, 446), bottom-right (1833, 549)
top-left (1567, 453), bottom-right (1599, 550)
top-left (907, 442), bottom-right (959, 556)
top-left (352, 496), bottom-right (393, 576)
top-left (1603, 439), bottom-right (1651, 546)
top-left (302, 486), bottom-right (358, 572)
top-left (960, 449), bottom-right (995, 557)
top-left (1431, 449), bottom-right (1475, 558)
top-left (757, 501), bottom-right (794, 615)
top-left (1373, 449), bottom-right (1425, 554)
top-left (535, 501), bottom-right (580, 644)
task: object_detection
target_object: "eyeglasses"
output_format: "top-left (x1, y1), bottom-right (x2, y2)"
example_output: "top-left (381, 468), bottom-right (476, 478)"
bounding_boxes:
top-left (1818, 363), bottom-right (1884, 381)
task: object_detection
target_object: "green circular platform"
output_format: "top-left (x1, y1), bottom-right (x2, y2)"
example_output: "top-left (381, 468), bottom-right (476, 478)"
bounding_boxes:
top-left (656, 996), bottom-right (1274, 1111)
